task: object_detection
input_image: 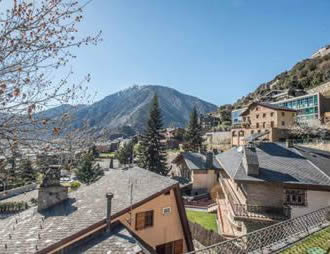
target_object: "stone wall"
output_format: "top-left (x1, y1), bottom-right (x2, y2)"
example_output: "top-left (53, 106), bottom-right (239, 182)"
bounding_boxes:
top-left (37, 185), bottom-right (68, 211)
top-left (0, 183), bottom-right (37, 200)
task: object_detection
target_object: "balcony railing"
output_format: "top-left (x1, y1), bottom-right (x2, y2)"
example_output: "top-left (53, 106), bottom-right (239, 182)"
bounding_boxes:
top-left (186, 206), bottom-right (330, 254)
top-left (220, 178), bottom-right (290, 221)
top-left (232, 203), bottom-right (291, 220)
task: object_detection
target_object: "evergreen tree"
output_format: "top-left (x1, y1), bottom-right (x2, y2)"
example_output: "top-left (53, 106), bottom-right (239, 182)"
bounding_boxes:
top-left (19, 159), bottom-right (36, 183)
top-left (138, 95), bottom-right (167, 175)
top-left (185, 107), bottom-right (203, 152)
top-left (75, 153), bottom-right (104, 184)
top-left (115, 141), bottom-right (134, 165)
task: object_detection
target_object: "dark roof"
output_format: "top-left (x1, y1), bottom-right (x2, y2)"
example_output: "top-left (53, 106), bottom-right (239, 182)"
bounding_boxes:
top-left (293, 146), bottom-right (330, 178)
top-left (244, 130), bottom-right (270, 142)
top-left (68, 222), bottom-right (153, 254)
top-left (172, 152), bottom-right (221, 170)
top-left (241, 102), bottom-right (296, 116)
top-left (0, 167), bottom-right (179, 253)
top-left (216, 143), bottom-right (330, 187)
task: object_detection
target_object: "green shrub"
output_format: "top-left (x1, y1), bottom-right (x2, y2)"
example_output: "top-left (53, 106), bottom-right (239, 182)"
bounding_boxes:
top-left (70, 181), bottom-right (81, 190)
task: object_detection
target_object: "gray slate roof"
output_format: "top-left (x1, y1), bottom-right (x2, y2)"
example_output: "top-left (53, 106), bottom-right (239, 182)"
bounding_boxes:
top-left (177, 152), bottom-right (221, 170)
top-left (216, 143), bottom-right (330, 186)
top-left (0, 167), bottom-right (178, 254)
top-left (69, 223), bottom-right (149, 254)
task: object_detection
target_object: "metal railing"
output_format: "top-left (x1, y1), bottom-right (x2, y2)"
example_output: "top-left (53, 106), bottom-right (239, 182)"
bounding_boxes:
top-left (186, 206), bottom-right (330, 254)
top-left (221, 179), bottom-right (290, 220)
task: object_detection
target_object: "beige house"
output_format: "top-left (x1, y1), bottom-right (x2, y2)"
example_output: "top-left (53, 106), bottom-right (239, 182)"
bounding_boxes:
top-left (0, 167), bottom-right (194, 254)
top-left (172, 152), bottom-right (221, 196)
top-left (231, 102), bottom-right (297, 146)
top-left (215, 142), bottom-right (330, 238)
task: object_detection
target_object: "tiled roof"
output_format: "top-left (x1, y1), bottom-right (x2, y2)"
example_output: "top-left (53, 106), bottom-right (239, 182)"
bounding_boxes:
top-left (177, 152), bottom-right (221, 170)
top-left (68, 223), bottom-right (151, 254)
top-left (293, 146), bottom-right (330, 178)
top-left (0, 167), bottom-right (178, 254)
top-left (240, 102), bottom-right (297, 116)
top-left (216, 143), bottom-right (330, 186)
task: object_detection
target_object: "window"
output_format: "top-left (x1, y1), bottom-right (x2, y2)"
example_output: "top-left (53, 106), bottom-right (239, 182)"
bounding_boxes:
top-left (163, 207), bottom-right (171, 216)
top-left (251, 130), bottom-right (254, 134)
top-left (263, 122), bottom-right (266, 128)
top-left (156, 239), bottom-right (183, 254)
top-left (284, 190), bottom-right (306, 206)
top-left (270, 112), bottom-right (274, 117)
top-left (282, 112), bottom-right (285, 116)
top-left (282, 121), bottom-right (285, 126)
top-left (256, 114), bottom-right (259, 119)
top-left (239, 131), bottom-right (244, 137)
top-left (270, 121), bottom-right (274, 128)
top-left (256, 123), bottom-right (259, 128)
top-left (263, 113), bottom-right (266, 118)
top-left (258, 130), bottom-right (261, 133)
top-left (256, 107), bottom-right (259, 111)
top-left (135, 210), bottom-right (154, 230)
top-left (232, 131), bottom-right (237, 137)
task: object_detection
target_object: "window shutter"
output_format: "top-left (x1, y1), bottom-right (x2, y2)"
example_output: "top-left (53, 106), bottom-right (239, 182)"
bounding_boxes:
top-left (174, 239), bottom-right (183, 254)
top-left (135, 212), bottom-right (145, 230)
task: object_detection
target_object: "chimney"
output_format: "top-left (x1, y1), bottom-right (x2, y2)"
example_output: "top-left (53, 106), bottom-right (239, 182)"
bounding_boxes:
top-left (286, 139), bottom-right (294, 148)
top-left (37, 167), bottom-right (68, 211)
top-left (105, 192), bottom-right (114, 231)
top-left (242, 145), bottom-right (259, 176)
top-left (206, 152), bottom-right (213, 168)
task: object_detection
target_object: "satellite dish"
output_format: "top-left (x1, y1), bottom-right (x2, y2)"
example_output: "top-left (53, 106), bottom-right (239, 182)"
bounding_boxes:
top-left (237, 146), bottom-right (243, 153)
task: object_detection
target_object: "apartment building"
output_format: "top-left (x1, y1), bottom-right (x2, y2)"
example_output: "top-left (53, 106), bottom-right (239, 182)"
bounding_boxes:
top-left (0, 167), bottom-right (193, 254)
top-left (215, 142), bottom-right (330, 238)
top-left (231, 102), bottom-right (296, 146)
top-left (272, 92), bottom-right (330, 123)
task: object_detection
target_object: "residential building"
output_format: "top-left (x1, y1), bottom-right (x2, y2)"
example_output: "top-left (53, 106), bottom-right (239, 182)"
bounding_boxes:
top-left (231, 102), bottom-right (296, 146)
top-left (0, 167), bottom-right (194, 254)
top-left (272, 92), bottom-right (330, 123)
top-left (171, 152), bottom-right (221, 195)
top-left (200, 112), bottom-right (221, 130)
top-left (215, 142), bottom-right (330, 238)
top-left (231, 108), bottom-right (247, 126)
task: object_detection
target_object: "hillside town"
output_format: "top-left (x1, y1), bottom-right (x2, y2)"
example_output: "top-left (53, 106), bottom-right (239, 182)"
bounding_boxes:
top-left (0, 1), bottom-right (330, 254)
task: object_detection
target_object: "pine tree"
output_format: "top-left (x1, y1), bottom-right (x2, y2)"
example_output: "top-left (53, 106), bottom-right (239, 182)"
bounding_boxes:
top-left (19, 159), bottom-right (36, 183)
top-left (138, 95), bottom-right (167, 175)
top-left (75, 153), bottom-right (104, 184)
top-left (116, 141), bottom-right (134, 165)
top-left (185, 107), bottom-right (203, 152)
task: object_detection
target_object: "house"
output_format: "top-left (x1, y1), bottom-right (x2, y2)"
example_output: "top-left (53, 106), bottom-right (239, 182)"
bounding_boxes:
top-left (231, 102), bottom-right (297, 146)
top-left (172, 152), bottom-right (221, 195)
top-left (200, 112), bottom-right (221, 130)
top-left (215, 142), bottom-right (330, 238)
top-left (0, 167), bottom-right (194, 254)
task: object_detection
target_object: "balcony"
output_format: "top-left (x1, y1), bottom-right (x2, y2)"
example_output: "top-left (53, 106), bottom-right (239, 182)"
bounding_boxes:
top-left (220, 178), bottom-right (291, 221)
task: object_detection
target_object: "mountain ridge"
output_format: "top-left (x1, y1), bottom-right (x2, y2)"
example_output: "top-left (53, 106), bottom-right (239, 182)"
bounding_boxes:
top-left (44, 85), bottom-right (217, 135)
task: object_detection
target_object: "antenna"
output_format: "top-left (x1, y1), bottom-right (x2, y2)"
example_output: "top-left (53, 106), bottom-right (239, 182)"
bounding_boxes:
top-left (126, 177), bottom-right (134, 225)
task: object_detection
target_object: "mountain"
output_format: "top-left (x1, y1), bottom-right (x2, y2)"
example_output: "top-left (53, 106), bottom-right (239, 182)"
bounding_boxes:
top-left (233, 45), bottom-right (330, 108)
top-left (61, 85), bottom-right (217, 134)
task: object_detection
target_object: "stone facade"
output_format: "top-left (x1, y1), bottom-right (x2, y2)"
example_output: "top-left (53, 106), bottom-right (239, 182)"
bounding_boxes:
top-left (231, 103), bottom-right (296, 146)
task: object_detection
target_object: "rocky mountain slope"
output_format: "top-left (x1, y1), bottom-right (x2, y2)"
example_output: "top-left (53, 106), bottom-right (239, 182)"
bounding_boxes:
top-left (233, 45), bottom-right (330, 109)
top-left (53, 85), bottom-right (217, 134)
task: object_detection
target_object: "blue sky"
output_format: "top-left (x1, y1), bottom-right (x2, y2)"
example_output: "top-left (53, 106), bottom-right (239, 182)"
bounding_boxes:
top-left (70, 0), bottom-right (330, 106)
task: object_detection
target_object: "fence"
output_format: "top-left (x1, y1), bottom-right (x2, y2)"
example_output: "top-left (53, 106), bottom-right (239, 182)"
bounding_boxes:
top-left (186, 206), bottom-right (330, 254)
top-left (189, 222), bottom-right (226, 247)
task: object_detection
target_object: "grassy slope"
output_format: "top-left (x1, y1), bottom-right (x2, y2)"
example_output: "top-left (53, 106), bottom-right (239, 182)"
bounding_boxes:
top-left (186, 210), bottom-right (218, 232)
top-left (281, 226), bottom-right (330, 254)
